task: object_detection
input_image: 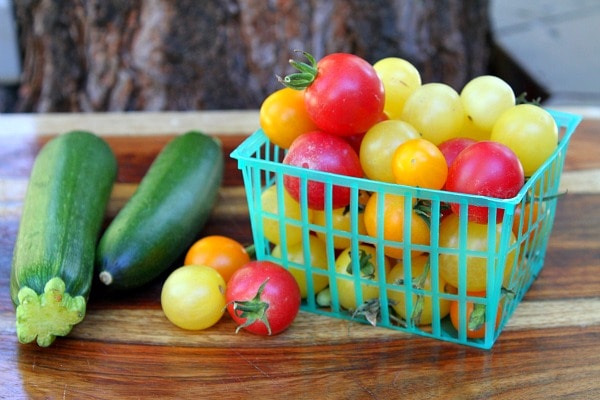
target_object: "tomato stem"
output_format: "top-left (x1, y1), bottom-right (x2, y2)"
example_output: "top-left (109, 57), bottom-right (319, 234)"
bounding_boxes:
top-left (468, 303), bottom-right (487, 331)
top-left (229, 278), bottom-right (272, 335)
top-left (516, 92), bottom-right (542, 106)
top-left (346, 248), bottom-right (375, 279)
top-left (277, 50), bottom-right (318, 91)
top-left (524, 190), bottom-right (566, 202)
top-left (244, 243), bottom-right (256, 260)
top-left (351, 299), bottom-right (381, 327)
top-left (409, 257), bottom-right (430, 326)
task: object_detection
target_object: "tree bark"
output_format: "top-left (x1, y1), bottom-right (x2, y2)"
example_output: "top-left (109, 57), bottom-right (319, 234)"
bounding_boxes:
top-left (8, 0), bottom-right (491, 113)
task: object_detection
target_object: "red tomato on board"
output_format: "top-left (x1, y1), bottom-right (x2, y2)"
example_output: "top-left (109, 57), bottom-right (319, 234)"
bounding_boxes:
top-left (226, 261), bottom-right (301, 336)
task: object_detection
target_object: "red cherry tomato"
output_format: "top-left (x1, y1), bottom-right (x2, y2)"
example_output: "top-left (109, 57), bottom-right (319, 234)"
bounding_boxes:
top-left (283, 130), bottom-right (364, 210)
top-left (280, 51), bottom-right (385, 136)
top-left (437, 137), bottom-right (477, 168)
top-left (226, 261), bottom-right (301, 336)
top-left (344, 132), bottom-right (367, 155)
top-left (445, 141), bottom-right (524, 223)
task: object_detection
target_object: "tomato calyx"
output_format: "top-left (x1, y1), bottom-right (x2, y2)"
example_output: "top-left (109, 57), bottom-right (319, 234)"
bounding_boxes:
top-left (516, 91), bottom-right (542, 106)
top-left (277, 50), bottom-right (318, 91)
top-left (390, 257), bottom-right (431, 326)
top-left (345, 249), bottom-right (375, 279)
top-left (244, 243), bottom-right (256, 260)
top-left (468, 303), bottom-right (487, 331)
top-left (464, 287), bottom-right (514, 332)
top-left (352, 298), bottom-right (383, 327)
top-left (229, 278), bottom-right (273, 335)
top-left (351, 298), bottom-right (406, 328)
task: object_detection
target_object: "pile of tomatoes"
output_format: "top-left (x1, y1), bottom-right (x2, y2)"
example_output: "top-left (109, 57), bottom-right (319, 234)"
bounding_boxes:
top-left (256, 51), bottom-right (559, 338)
top-left (160, 235), bottom-right (302, 336)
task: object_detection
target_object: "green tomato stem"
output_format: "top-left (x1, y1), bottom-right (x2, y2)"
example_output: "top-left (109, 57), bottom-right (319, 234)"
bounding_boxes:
top-left (230, 278), bottom-right (272, 335)
top-left (276, 50), bottom-right (318, 91)
top-left (345, 248), bottom-right (375, 279)
top-left (410, 257), bottom-right (431, 326)
top-left (244, 243), bottom-right (256, 260)
top-left (468, 303), bottom-right (487, 331)
top-left (15, 277), bottom-right (86, 347)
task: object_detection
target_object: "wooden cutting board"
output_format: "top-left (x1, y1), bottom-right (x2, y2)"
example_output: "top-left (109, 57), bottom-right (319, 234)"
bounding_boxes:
top-left (1, 111), bottom-right (599, 399)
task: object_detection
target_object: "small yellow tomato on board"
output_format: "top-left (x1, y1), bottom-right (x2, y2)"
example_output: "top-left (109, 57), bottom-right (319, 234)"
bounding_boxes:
top-left (161, 265), bottom-right (226, 330)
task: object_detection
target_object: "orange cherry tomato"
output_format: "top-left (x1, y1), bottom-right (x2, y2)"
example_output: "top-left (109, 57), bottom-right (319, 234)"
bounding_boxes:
top-left (259, 87), bottom-right (318, 149)
top-left (449, 291), bottom-right (502, 339)
top-left (184, 235), bottom-right (251, 282)
top-left (363, 193), bottom-right (430, 259)
top-left (512, 201), bottom-right (545, 241)
top-left (392, 137), bottom-right (448, 190)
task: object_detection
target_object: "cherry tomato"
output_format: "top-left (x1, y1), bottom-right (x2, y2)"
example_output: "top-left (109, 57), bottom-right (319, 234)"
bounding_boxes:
top-left (226, 261), bottom-right (301, 335)
top-left (343, 113), bottom-right (388, 154)
top-left (449, 291), bottom-right (502, 339)
top-left (184, 235), bottom-right (250, 282)
top-left (313, 207), bottom-right (368, 250)
top-left (438, 213), bottom-right (516, 292)
top-left (460, 75), bottom-right (515, 132)
top-left (363, 193), bottom-right (430, 259)
top-left (391, 137), bottom-right (448, 190)
top-left (445, 141), bottom-right (524, 223)
top-left (400, 82), bottom-right (465, 145)
top-left (437, 137), bottom-right (477, 168)
top-left (387, 254), bottom-right (451, 325)
top-left (460, 113), bottom-right (492, 141)
top-left (271, 235), bottom-right (329, 298)
top-left (360, 119), bottom-right (420, 182)
top-left (490, 104), bottom-right (558, 176)
top-left (259, 87), bottom-right (319, 149)
top-left (334, 244), bottom-right (390, 310)
top-left (513, 199), bottom-right (548, 253)
top-left (260, 184), bottom-right (314, 246)
top-left (283, 130), bottom-right (363, 210)
top-left (280, 51), bottom-right (385, 136)
top-left (344, 132), bottom-right (367, 155)
top-left (373, 57), bottom-right (421, 119)
top-left (161, 265), bottom-right (226, 330)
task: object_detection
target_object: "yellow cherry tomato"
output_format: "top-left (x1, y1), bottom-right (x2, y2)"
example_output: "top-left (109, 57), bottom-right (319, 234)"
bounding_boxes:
top-left (271, 235), bottom-right (329, 298)
top-left (373, 57), bottom-right (422, 120)
top-left (161, 265), bottom-right (226, 330)
top-left (260, 184), bottom-right (314, 246)
top-left (387, 254), bottom-right (451, 325)
top-left (334, 244), bottom-right (390, 310)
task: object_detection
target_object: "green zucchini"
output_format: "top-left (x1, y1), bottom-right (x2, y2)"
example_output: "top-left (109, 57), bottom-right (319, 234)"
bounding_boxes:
top-left (10, 131), bottom-right (117, 347)
top-left (96, 131), bottom-right (223, 291)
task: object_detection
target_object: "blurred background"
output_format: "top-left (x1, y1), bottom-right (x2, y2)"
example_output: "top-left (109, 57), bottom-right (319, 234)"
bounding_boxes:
top-left (0, 0), bottom-right (598, 113)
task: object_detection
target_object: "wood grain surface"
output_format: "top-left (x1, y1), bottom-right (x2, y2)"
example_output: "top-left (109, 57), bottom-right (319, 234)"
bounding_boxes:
top-left (1, 111), bottom-right (599, 399)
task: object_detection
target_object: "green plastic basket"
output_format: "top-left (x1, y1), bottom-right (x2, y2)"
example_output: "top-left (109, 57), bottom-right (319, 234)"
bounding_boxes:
top-left (231, 109), bottom-right (581, 349)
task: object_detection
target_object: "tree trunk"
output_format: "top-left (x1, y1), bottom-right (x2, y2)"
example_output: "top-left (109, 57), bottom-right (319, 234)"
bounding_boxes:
top-left (8, 0), bottom-right (491, 113)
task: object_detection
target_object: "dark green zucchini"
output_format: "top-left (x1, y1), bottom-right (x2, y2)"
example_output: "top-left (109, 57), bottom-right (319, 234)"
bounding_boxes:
top-left (96, 131), bottom-right (223, 291)
top-left (10, 131), bottom-right (117, 347)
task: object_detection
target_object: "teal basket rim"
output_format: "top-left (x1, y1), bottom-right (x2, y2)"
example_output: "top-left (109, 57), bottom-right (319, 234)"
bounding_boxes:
top-left (231, 109), bottom-right (581, 208)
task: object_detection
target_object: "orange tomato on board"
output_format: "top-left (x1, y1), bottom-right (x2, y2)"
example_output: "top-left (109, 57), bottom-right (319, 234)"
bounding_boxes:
top-left (184, 235), bottom-right (251, 282)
